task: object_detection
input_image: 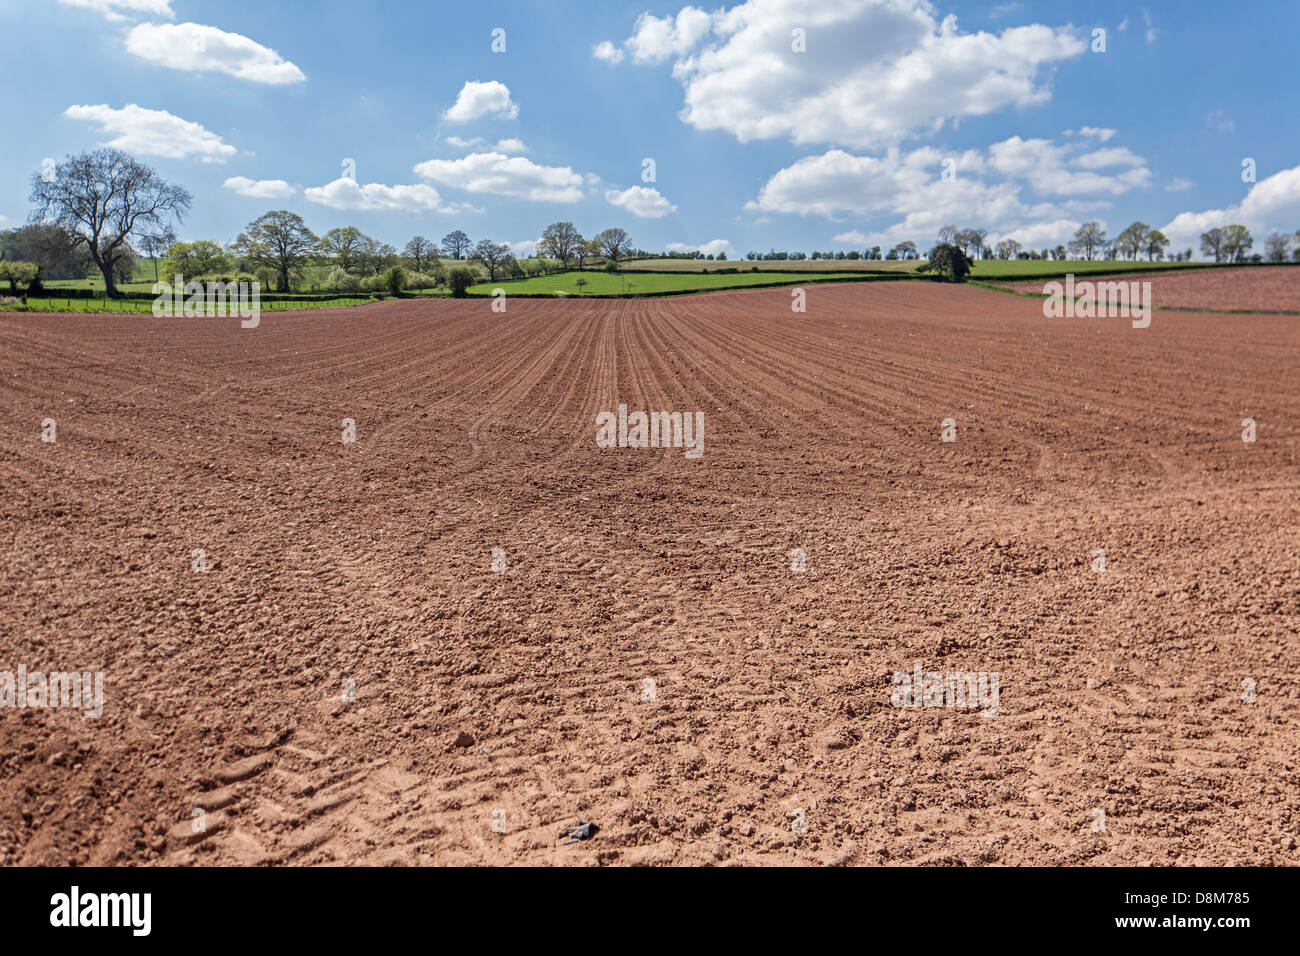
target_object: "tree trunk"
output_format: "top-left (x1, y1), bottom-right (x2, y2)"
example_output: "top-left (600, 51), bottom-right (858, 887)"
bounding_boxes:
top-left (98, 258), bottom-right (118, 298)
top-left (279, 267), bottom-right (290, 292)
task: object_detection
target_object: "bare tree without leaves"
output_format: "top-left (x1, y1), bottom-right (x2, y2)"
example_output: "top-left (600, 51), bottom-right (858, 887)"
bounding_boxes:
top-left (404, 236), bottom-right (436, 273)
top-left (1264, 232), bottom-right (1291, 262)
top-left (471, 239), bottom-right (514, 281)
top-left (138, 226), bottom-right (177, 283)
top-left (1070, 221), bottom-right (1107, 260)
top-left (232, 210), bottom-right (318, 292)
top-left (441, 230), bottom-right (471, 260)
top-left (29, 148), bottom-right (190, 296)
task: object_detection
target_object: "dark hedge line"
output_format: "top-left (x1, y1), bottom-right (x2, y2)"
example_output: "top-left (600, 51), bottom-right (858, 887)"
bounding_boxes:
top-left (465, 274), bottom-right (925, 299)
top-left (618, 266), bottom-right (908, 277)
top-left (29, 288), bottom-right (385, 302)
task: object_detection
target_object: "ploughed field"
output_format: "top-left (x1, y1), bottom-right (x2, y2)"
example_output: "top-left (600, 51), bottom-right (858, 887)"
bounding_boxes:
top-left (1, 281), bottom-right (1297, 866)
top-left (1003, 265), bottom-right (1300, 312)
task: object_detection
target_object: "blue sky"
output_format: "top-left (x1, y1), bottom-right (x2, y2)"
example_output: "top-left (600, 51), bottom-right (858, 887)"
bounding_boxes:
top-left (2, 0), bottom-right (1298, 259)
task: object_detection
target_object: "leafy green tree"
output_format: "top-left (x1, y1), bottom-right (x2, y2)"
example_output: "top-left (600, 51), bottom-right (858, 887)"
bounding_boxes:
top-left (0, 260), bottom-right (40, 293)
top-left (1117, 222), bottom-right (1150, 260)
top-left (539, 221), bottom-right (584, 268)
top-left (447, 266), bottom-right (477, 297)
top-left (919, 243), bottom-right (972, 282)
top-left (320, 227), bottom-right (372, 272)
top-left (593, 227), bottom-right (632, 265)
top-left (1221, 224), bottom-right (1253, 263)
top-left (1143, 229), bottom-right (1170, 261)
top-left (383, 265), bottom-right (407, 295)
top-left (232, 211), bottom-right (318, 292)
top-left (162, 239), bottom-right (231, 277)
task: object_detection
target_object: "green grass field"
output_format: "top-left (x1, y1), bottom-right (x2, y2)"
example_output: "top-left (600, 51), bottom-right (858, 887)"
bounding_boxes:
top-left (622, 258), bottom-right (918, 273)
top-left (469, 269), bottom-right (870, 296)
top-left (43, 258), bottom-right (164, 293)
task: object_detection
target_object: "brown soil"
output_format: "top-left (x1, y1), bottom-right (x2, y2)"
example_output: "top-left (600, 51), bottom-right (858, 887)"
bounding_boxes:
top-left (1005, 265), bottom-right (1300, 312)
top-left (2, 282), bottom-right (1298, 866)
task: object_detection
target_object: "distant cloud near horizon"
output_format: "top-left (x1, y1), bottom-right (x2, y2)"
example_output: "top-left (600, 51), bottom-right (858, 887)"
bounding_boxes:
top-left (1160, 165), bottom-right (1300, 251)
top-left (666, 239), bottom-right (733, 258)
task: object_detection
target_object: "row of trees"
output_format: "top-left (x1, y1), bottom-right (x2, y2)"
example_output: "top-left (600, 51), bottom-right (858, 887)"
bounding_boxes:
top-left (937, 221), bottom-right (1193, 263)
top-left (18, 149), bottom-right (1300, 297)
top-left (538, 222), bottom-right (635, 268)
top-left (18, 150), bottom-right (649, 295)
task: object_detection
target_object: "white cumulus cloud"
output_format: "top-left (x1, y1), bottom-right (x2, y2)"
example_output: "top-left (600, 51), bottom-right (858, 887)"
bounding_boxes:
top-left (223, 176), bottom-right (297, 199)
top-left (625, 7), bottom-right (714, 62)
top-left (606, 185), bottom-right (677, 218)
top-left (443, 81), bottom-right (518, 122)
top-left (989, 137), bottom-right (1150, 195)
top-left (607, 0), bottom-right (1085, 149)
top-left (592, 41), bottom-right (624, 64)
top-left (126, 23), bottom-right (305, 84)
top-left (58, 0), bottom-right (172, 20)
top-left (745, 136), bottom-right (1150, 249)
top-left (1066, 126), bottom-right (1117, 142)
top-left (413, 152), bottom-right (584, 203)
top-left (304, 178), bottom-right (454, 213)
top-left (1160, 165), bottom-right (1300, 253)
top-left (64, 103), bottom-right (236, 162)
